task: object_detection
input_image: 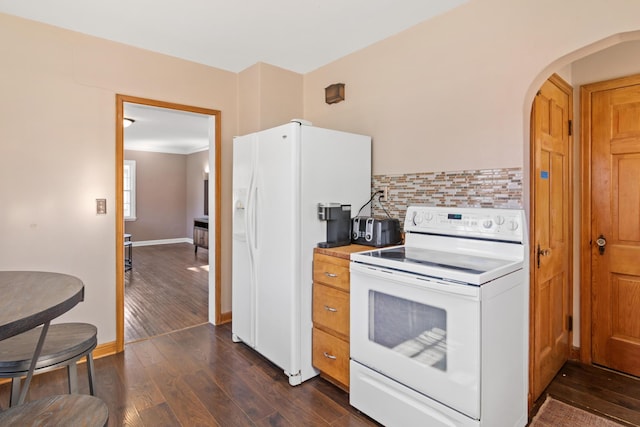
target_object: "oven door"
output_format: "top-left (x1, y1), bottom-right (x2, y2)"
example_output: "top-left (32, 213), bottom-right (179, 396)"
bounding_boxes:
top-left (350, 262), bottom-right (481, 420)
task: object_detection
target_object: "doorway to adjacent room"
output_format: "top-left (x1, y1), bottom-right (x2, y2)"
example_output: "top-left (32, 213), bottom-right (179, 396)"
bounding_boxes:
top-left (580, 73), bottom-right (640, 378)
top-left (529, 74), bottom-right (573, 403)
top-left (115, 95), bottom-right (222, 351)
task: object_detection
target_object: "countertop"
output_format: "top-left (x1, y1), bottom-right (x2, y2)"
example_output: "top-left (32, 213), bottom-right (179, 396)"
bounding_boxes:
top-left (314, 244), bottom-right (373, 260)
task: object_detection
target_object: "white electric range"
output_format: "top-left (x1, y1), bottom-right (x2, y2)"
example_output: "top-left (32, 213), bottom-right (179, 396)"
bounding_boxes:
top-left (349, 206), bottom-right (529, 427)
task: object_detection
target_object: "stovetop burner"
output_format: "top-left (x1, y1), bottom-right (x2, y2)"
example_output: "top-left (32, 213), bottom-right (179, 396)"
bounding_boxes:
top-left (360, 246), bottom-right (513, 275)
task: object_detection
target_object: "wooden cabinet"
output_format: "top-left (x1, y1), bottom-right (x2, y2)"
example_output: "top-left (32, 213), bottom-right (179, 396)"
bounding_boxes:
top-left (312, 245), bottom-right (369, 391)
top-left (193, 218), bottom-right (208, 253)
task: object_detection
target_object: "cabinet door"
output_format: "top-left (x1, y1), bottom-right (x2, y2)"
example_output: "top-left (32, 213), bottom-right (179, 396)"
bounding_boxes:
top-left (313, 283), bottom-right (349, 338)
top-left (313, 254), bottom-right (350, 291)
top-left (313, 328), bottom-right (350, 389)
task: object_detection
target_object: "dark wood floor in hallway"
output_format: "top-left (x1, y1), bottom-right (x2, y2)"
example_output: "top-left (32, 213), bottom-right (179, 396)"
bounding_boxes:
top-left (536, 360), bottom-right (640, 426)
top-left (125, 243), bottom-right (209, 343)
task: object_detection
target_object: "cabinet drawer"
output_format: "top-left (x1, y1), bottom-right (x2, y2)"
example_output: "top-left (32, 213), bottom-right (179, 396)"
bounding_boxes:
top-left (313, 328), bottom-right (349, 389)
top-left (313, 283), bottom-right (349, 338)
top-left (313, 254), bottom-right (350, 291)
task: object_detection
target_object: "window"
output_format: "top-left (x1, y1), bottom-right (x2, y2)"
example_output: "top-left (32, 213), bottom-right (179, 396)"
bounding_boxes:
top-left (368, 290), bottom-right (447, 371)
top-left (124, 160), bottom-right (136, 220)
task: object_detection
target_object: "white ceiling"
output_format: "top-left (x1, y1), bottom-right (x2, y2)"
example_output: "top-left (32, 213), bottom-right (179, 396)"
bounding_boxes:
top-left (0, 0), bottom-right (469, 153)
top-left (123, 103), bottom-right (211, 154)
top-left (0, 0), bottom-right (467, 74)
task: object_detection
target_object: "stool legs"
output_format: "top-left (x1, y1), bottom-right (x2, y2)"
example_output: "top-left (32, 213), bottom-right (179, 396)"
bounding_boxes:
top-left (10, 379), bottom-right (20, 407)
top-left (9, 353), bottom-right (96, 407)
top-left (66, 354), bottom-right (96, 395)
top-left (87, 353), bottom-right (96, 395)
top-left (67, 363), bottom-right (78, 394)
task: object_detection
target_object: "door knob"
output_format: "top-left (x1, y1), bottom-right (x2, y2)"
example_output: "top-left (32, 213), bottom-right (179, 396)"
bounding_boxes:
top-left (537, 244), bottom-right (551, 269)
top-left (596, 235), bottom-right (606, 255)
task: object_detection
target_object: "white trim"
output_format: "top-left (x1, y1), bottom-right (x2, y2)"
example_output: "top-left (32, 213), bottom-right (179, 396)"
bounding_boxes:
top-left (124, 145), bottom-right (209, 155)
top-left (124, 160), bottom-right (136, 220)
top-left (131, 238), bottom-right (193, 247)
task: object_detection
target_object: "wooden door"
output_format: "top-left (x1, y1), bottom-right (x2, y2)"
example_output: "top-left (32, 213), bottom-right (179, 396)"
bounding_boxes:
top-left (589, 80), bottom-right (640, 376)
top-left (530, 75), bottom-right (573, 403)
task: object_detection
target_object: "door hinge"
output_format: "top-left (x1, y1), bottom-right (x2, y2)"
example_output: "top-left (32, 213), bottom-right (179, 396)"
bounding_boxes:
top-left (568, 119), bottom-right (573, 136)
top-left (568, 315), bottom-right (573, 332)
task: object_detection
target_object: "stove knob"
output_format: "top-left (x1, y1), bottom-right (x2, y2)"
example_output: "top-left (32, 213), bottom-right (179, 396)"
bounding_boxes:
top-left (508, 220), bottom-right (519, 231)
top-left (483, 219), bottom-right (493, 229)
top-left (425, 212), bottom-right (434, 222)
top-left (495, 215), bottom-right (505, 225)
top-left (413, 212), bottom-right (424, 225)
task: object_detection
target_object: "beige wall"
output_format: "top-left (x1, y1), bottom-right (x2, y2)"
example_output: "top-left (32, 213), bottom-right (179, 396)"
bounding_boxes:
top-left (0, 13), bottom-right (237, 343)
top-left (124, 149), bottom-right (208, 242)
top-left (237, 62), bottom-right (303, 135)
top-left (2, 0), bottom-right (640, 348)
top-left (124, 150), bottom-right (187, 241)
top-left (303, 0), bottom-right (640, 178)
top-left (238, 64), bottom-right (261, 135)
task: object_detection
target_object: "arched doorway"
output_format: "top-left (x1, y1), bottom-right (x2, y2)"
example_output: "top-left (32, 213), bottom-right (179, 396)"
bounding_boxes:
top-left (524, 32), bottom-right (640, 408)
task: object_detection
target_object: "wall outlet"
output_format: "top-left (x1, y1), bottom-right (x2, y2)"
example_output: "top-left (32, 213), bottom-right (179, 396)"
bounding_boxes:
top-left (380, 186), bottom-right (389, 201)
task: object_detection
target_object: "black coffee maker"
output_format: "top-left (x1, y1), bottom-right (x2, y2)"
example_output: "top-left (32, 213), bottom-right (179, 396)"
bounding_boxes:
top-left (317, 203), bottom-right (351, 248)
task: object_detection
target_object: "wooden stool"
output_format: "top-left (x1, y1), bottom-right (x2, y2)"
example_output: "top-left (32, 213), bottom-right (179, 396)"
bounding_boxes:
top-left (0, 394), bottom-right (108, 426)
top-left (0, 323), bottom-right (97, 407)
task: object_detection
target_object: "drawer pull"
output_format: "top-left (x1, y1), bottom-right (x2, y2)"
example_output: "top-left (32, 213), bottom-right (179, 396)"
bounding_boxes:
top-left (324, 272), bottom-right (338, 278)
top-left (324, 305), bottom-right (338, 312)
top-left (323, 352), bottom-right (337, 360)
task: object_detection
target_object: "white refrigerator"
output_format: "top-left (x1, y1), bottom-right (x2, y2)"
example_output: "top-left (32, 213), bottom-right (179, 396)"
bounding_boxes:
top-left (232, 121), bottom-right (371, 386)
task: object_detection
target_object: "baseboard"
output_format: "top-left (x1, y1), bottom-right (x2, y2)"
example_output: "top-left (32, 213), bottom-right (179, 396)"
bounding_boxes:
top-left (570, 346), bottom-right (580, 360)
top-left (132, 238), bottom-right (193, 247)
top-left (217, 311), bottom-right (232, 324)
top-left (93, 341), bottom-right (118, 360)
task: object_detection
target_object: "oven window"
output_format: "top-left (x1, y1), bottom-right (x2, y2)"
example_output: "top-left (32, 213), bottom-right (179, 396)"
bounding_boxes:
top-left (368, 290), bottom-right (447, 371)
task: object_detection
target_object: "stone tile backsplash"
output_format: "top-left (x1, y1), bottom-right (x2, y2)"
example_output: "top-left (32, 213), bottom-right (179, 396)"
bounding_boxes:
top-left (368, 168), bottom-right (523, 224)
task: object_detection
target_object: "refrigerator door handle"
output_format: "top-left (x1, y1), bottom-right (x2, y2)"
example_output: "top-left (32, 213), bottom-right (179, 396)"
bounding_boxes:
top-left (252, 187), bottom-right (258, 250)
top-left (246, 156), bottom-right (257, 285)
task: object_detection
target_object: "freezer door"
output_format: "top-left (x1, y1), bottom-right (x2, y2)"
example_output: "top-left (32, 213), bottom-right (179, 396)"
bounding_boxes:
top-left (231, 133), bottom-right (257, 347)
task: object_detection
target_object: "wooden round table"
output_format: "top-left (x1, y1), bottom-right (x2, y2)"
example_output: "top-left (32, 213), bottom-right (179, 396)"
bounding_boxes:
top-left (0, 271), bottom-right (108, 426)
top-left (0, 271), bottom-right (84, 341)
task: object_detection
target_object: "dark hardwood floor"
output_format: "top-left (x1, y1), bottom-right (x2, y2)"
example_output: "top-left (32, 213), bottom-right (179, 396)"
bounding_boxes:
top-left (1, 319), bottom-right (639, 425)
top-left (125, 243), bottom-right (209, 343)
top-left (0, 323), bottom-right (380, 426)
top-left (534, 360), bottom-right (640, 426)
top-left (3, 242), bottom-right (639, 425)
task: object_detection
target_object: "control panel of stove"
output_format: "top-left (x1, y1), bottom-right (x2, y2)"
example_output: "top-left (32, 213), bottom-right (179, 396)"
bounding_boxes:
top-left (404, 206), bottom-right (525, 242)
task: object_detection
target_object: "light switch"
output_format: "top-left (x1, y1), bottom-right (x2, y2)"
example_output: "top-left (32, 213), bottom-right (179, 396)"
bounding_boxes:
top-left (96, 199), bottom-right (107, 215)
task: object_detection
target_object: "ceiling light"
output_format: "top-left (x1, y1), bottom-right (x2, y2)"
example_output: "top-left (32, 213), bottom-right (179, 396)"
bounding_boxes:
top-left (123, 118), bottom-right (135, 128)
